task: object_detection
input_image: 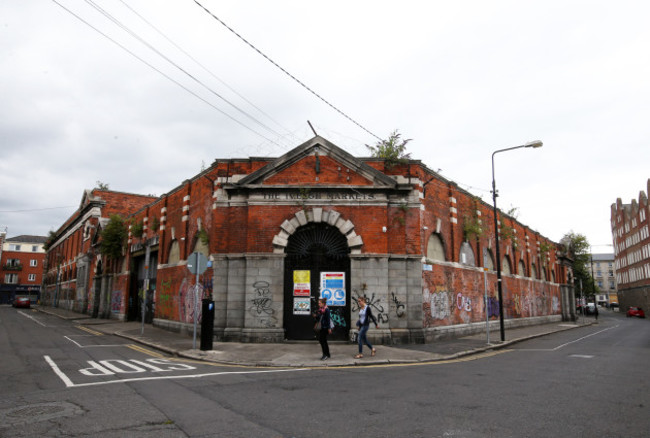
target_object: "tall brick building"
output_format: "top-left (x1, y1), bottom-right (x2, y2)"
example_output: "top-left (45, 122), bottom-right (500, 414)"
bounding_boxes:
top-left (611, 179), bottom-right (650, 312)
top-left (0, 234), bottom-right (47, 304)
top-left (44, 136), bottom-right (573, 343)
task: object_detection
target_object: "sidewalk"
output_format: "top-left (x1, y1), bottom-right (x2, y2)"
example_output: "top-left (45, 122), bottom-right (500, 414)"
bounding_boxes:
top-left (35, 306), bottom-right (594, 368)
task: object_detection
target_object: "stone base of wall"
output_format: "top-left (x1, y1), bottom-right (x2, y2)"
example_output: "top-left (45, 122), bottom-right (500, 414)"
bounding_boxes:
top-left (241, 328), bottom-right (285, 343)
top-left (218, 327), bottom-right (286, 343)
top-left (424, 315), bottom-right (562, 342)
top-left (153, 318), bottom-right (194, 336)
top-left (350, 328), bottom-right (427, 345)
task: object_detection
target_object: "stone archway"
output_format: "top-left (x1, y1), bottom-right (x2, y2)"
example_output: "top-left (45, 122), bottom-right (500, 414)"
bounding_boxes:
top-left (272, 208), bottom-right (363, 254)
top-left (275, 208), bottom-right (361, 340)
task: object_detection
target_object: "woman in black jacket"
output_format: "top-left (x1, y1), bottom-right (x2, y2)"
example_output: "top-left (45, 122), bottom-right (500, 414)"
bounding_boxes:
top-left (316, 298), bottom-right (332, 360)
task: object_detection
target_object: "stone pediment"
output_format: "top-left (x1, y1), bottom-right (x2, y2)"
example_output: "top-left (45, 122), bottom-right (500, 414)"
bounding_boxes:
top-left (234, 136), bottom-right (397, 189)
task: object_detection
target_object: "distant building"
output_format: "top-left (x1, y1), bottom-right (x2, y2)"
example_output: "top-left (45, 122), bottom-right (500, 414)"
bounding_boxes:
top-left (611, 179), bottom-right (650, 312)
top-left (587, 253), bottom-right (617, 306)
top-left (0, 233), bottom-right (47, 304)
top-left (41, 189), bottom-right (157, 315)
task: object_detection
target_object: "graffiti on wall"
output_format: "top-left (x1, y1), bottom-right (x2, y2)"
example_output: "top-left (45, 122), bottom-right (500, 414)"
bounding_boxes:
top-left (111, 290), bottom-right (122, 314)
top-left (456, 293), bottom-right (472, 312)
top-left (352, 289), bottom-right (388, 324)
top-left (487, 296), bottom-right (500, 318)
top-left (428, 289), bottom-right (450, 321)
top-left (390, 292), bottom-right (406, 318)
top-left (157, 279), bottom-right (174, 319)
top-left (155, 274), bottom-right (213, 323)
top-left (330, 307), bottom-right (347, 328)
top-left (179, 278), bottom-right (203, 324)
top-left (249, 280), bottom-right (277, 328)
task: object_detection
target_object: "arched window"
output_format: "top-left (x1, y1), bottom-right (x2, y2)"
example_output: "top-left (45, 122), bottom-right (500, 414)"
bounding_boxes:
top-left (168, 240), bottom-right (180, 264)
top-left (518, 260), bottom-right (526, 276)
top-left (426, 233), bottom-right (446, 261)
top-left (193, 235), bottom-right (209, 258)
top-left (502, 256), bottom-right (512, 275)
top-left (459, 242), bottom-right (476, 266)
top-left (484, 249), bottom-right (495, 270)
top-left (531, 262), bottom-right (538, 279)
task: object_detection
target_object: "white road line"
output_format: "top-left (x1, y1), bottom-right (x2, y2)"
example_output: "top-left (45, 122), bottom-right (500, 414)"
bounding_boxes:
top-left (18, 310), bottom-right (47, 326)
top-left (43, 355), bottom-right (308, 388)
top-left (44, 355), bottom-right (75, 388)
top-left (518, 325), bottom-right (619, 351)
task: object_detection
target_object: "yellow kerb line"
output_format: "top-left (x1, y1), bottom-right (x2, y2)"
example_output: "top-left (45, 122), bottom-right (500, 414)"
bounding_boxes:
top-left (76, 326), bottom-right (103, 336)
top-left (127, 344), bottom-right (166, 358)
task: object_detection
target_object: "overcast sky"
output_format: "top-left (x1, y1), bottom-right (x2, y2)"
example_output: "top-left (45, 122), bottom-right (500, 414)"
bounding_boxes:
top-left (2, 0), bottom-right (649, 251)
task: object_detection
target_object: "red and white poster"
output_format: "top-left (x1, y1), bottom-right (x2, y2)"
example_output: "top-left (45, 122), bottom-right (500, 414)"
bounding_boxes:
top-left (293, 270), bottom-right (310, 297)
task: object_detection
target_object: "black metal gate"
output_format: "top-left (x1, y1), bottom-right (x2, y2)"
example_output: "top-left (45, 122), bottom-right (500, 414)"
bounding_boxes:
top-left (283, 223), bottom-right (350, 340)
top-left (128, 252), bottom-right (157, 322)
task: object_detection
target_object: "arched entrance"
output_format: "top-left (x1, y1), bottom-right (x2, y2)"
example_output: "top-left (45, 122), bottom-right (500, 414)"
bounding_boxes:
top-left (284, 222), bottom-right (351, 340)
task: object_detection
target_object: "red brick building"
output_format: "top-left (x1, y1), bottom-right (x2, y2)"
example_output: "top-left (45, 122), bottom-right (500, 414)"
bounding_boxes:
top-left (45, 136), bottom-right (574, 343)
top-left (42, 189), bottom-right (157, 315)
top-left (0, 233), bottom-right (47, 304)
top-left (611, 179), bottom-right (650, 312)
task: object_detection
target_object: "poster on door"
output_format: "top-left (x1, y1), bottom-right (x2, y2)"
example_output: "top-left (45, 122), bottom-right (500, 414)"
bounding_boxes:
top-left (293, 270), bottom-right (310, 297)
top-left (293, 297), bottom-right (311, 315)
top-left (320, 272), bottom-right (346, 306)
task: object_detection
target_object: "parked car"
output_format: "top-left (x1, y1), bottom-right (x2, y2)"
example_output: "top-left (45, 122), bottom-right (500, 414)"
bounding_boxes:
top-left (609, 302), bottom-right (619, 309)
top-left (12, 297), bottom-right (30, 308)
top-left (626, 307), bottom-right (645, 318)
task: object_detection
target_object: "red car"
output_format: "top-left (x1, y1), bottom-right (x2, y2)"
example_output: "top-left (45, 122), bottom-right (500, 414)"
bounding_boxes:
top-left (12, 297), bottom-right (31, 308)
top-left (626, 307), bottom-right (645, 318)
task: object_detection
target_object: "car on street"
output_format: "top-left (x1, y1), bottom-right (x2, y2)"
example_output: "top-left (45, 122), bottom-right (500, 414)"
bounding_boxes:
top-left (626, 306), bottom-right (645, 318)
top-left (12, 297), bottom-right (31, 308)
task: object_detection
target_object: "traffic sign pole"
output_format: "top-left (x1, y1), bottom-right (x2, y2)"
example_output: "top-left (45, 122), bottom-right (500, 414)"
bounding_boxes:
top-left (187, 252), bottom-right (208, 349)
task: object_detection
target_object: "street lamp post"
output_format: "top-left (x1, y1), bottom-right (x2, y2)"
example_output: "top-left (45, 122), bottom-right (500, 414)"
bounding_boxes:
top-left (491, 140), bottom-right (543, 342)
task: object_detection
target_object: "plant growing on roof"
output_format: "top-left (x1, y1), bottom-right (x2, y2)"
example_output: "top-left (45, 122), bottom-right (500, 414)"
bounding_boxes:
top-left (95, 180), bottom-right (110, 190)
top-left (366, 130), bottom-right (412, 169)
top-left (462, 196), bottom-right (484, 242)
top-left (43, 230), bottom-right (57, 251)
top-left (130, 220), bottom-right (144, 239)
top-left (463, 216), bottom-right (483, 241)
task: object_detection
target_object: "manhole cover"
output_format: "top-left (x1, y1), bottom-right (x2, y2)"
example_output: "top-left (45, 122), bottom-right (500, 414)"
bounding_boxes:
top-left (0, 402), bottom-right (83, 428)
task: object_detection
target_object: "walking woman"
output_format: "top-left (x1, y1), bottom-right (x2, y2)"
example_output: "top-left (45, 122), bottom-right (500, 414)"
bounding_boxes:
top-left (355, 296), bottom-right (378, 359)
top-left (316, 298), bottom-right (331, 360)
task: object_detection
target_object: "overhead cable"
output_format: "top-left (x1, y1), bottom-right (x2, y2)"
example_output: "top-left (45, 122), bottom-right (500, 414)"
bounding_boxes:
top-left (116, 0), bottom-right (301, 146)
top-left (191, 0), bottom-right (382, 141)
top-left (82, 0), bottom-right (292, 148)
top-left (51, 0), bottom-right (285, 149)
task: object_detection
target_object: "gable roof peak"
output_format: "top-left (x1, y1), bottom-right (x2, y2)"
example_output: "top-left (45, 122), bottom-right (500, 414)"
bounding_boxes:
top-left (235, 135), bottom-right (397, 188)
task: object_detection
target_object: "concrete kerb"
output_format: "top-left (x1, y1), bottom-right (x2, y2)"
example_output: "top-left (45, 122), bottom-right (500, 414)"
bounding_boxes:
top-left (119, 322), bottom-right (595, 368)
top-left (35, 306), bottom-right (595, 368)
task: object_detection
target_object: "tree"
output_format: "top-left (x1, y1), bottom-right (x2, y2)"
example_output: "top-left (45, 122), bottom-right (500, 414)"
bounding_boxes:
top-left (366, 130), bottom-right (412, 169)
top-left (561, 231), bottom-right (596, 299)
top-left (43, 230), bottom-right (57, 251)
top-left (100, 215), bottom-right (127, 264)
